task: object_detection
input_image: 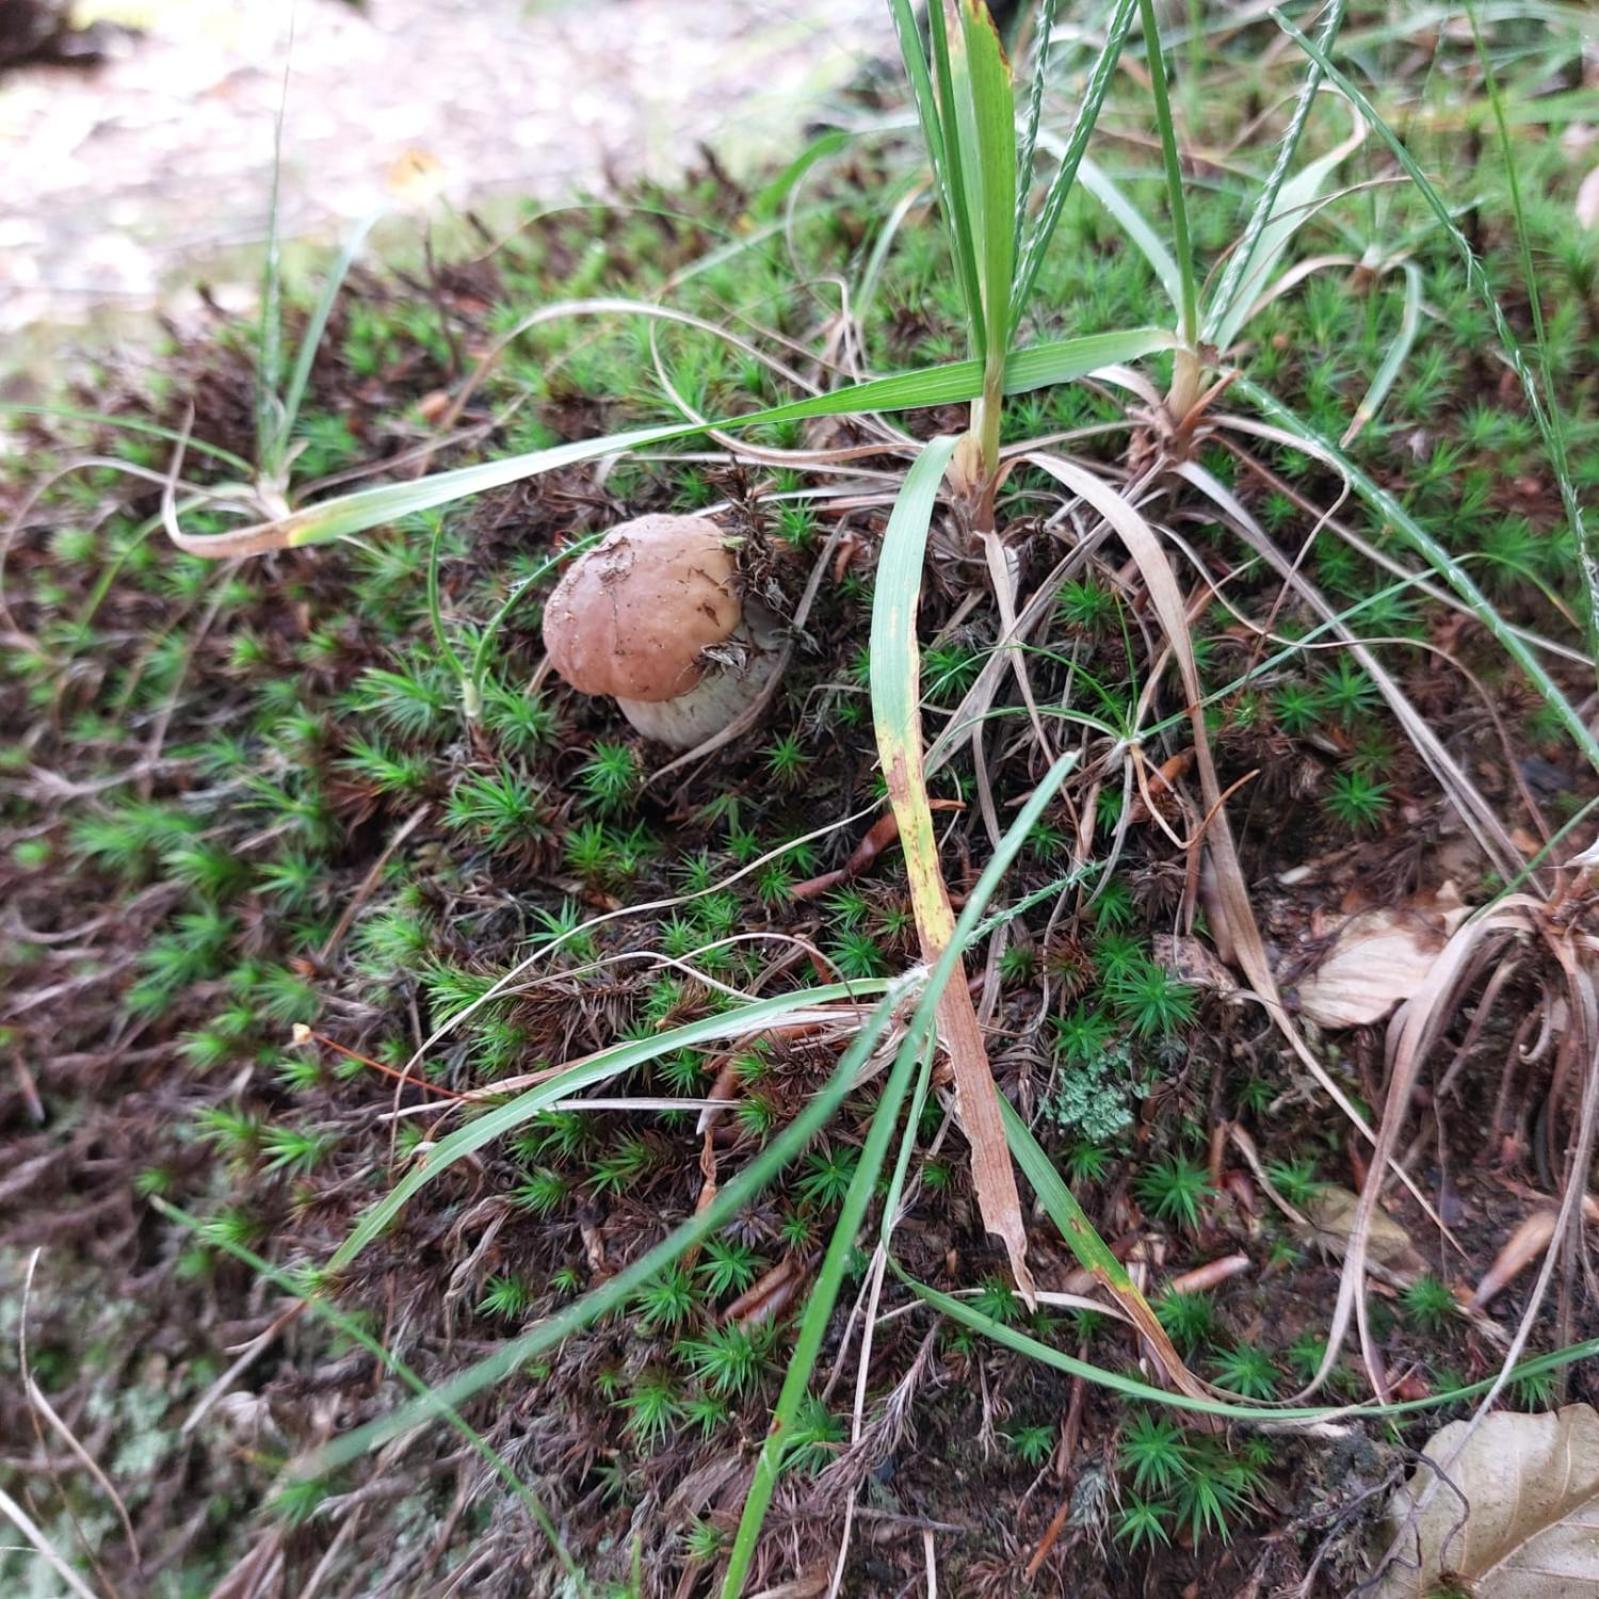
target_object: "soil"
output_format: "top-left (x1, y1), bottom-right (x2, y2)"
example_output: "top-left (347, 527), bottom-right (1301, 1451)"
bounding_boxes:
top-left (4, 116), bottom-right (1599, 1599)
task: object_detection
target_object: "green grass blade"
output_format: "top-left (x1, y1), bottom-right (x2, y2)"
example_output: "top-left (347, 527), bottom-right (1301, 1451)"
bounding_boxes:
top-left (167, 327), bottom-right (1171, 556)
top-left (720, 1003), bottom-right (932, 1596)
top-left (1078, 155), bottom-right (1185, 315)
top-left (1001, 325), bottom-right (1175, 388)
top-left (1204, 0), bottom-right (1350, 346)
top-left (328, 981), bottom-right (888, 1272)
top-left (255, 41), bottom-right (292, 462)
top-left (898, 1270), bottom-right (1599, 1422)
top-left (926, 0), bottom-right (989, 356)
top-left (1341, 260), bottom-right (1420, 444)
top-left (723, 745), bottom-right (1079, 1594)
top-left (998, 1098), bottom-right (1198, 1391)
top-left (1013, 0), bottom-right (1061, 253)
top-left (1204, 108), bottom-right (1364, 353)
top-left (1134, 0), bottom-right (1198, 348)
top-left (269, 213), bottom-right (379, 475)
top-left (0, 404), bottom-right (255, 475)
top-left (1231, 376), bottom-right (1599, 772)
top-left (1012, 0), bottom-right (1138, 330)
top-left (950, 0), bottom-right (1017, 367)
top-left (1269, 6), bottom-right (1596, 656)
top-left (750, 128), bottom-right (852, 220)
top-left (1466, 0), bottom-right (1575, 567)
top-left (311, 985), bottom-right (911, 1476)
top-left (151, 1200), bottom-right (587, 1589)
top-left (887, 0), bottom-right (956, 227)
top-left (870, 436), bottom-right (1033, 1284)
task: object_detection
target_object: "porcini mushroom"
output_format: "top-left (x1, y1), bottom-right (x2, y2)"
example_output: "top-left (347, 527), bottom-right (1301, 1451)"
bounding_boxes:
top-left (541, 514), bottom-right (781, 749)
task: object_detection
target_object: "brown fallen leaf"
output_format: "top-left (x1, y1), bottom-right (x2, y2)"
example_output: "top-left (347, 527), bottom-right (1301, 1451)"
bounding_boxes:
top-left (724, 1256), bottom-right (804, 1328)
top-left (1153, 933), bottom-right (1238, 998)
top-left (1374, 1405), bottom-right (1599, 1596)
top-left (1168, 1253), bottom-right (1252, 1295)
top-left (1294, 886), bottom-right (1472, 1028)
top-left (1472, 1211), bottom-right (1560, 1310)
top-left (1302, 1186), bottom-right (1427, 1277)
top-left (1472, 1198), bottom-right (1599, 1308)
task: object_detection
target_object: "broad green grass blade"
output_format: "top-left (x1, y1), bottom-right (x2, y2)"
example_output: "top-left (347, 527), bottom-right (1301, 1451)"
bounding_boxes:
top-left (926, 0), bottom-right (988, 357)
top-left (1012, 0), bottom-right (1139, 330)
top-left (166, 327), bottom-right (1172, 557)
top-left (1231, 376), bottom-right (1599, 772)
top-left (999, 1099), bottom-right (1204, 1395)
top-left (328, 981), bottom-right (889, 1271)
top-left (1204, 0), bottom-right (1350, 346)
top-left (1078, 155), bottom-right (1184, 315)
top-left (1342, 260), bottom-right (1420, 444)
top-left (887, 0), bottom-right (953, 210)
top-left (722, 746), bottom-right (1079, 1596)
top-left (1270, 7), bottom-right (1595, 656)
top-left (151, 1200), bottom-right (587, 1588)
top-left (949, 0), bottom-right (1016, 366)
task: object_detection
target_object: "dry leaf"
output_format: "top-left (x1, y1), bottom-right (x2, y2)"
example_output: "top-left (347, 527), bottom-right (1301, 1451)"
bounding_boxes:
top-left (1153, 933), bottom-right (1238, 997)
top-left (1471, 1211), bottom-right (1559, 1309)
top-left (1294, 887), bottom-right (1471, 1028)
top-left (1472, 1198), bottom-right (1599, 1308)
top-left (1302, 1186), bottom-right (1426, 1276)
top-left (1577, 165), bottom-right (1599, 231)
top-left (1375, 1405), bottom-right (1599, 1596)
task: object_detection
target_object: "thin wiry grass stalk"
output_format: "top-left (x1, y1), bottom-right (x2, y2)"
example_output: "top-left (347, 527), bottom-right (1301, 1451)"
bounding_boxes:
top-left (1010, 0), bottom-right (1140, 330)
top-left (1205, 0), bottom-right (1352, 337)
top-left (1224, 384), bottom-right (1599, 771)
top-left (150, 1200), bottom-right (588, 1590)
top-left (1270, 7), bottom-right (1597, 662)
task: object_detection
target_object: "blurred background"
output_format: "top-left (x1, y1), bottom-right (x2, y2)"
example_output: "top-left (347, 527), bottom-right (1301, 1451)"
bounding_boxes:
top-left (0, 0), bottom-right (891, 358)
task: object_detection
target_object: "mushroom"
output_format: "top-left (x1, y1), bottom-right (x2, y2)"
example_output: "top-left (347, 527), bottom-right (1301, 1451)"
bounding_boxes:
top-left (541, 514), bottom-right (782, 749)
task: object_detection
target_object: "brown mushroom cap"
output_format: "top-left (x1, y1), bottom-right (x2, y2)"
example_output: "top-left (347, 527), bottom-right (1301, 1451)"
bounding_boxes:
top-left (542, 515), bottom-right (740, 704)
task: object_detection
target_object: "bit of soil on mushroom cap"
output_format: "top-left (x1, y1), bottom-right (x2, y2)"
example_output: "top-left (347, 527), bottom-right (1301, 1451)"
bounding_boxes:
top-left (543, 513), bottom-right (743, 704)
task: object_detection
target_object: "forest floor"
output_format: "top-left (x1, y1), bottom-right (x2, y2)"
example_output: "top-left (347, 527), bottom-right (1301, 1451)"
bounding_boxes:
top-left (4, 6), bottom-right (1599, 1597)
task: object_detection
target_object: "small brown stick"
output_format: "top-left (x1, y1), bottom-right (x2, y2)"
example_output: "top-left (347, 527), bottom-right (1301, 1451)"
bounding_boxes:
top-left (791, 813), bottom-right (901, 900)
top-left (292, 1025), bottom-right (462, 1101)
top-left (1024, 1363), bottom-right (1087, 1580)
top-left (790, 799), bottom-right (965, 901)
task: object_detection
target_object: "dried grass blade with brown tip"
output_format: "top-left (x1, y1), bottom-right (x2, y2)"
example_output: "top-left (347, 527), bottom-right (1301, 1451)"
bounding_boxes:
top-left (871, 437), bottom-right (1035, 1300)
top-left (1026, 452), bottom-right (1449, 1269)
top-left (1180, 453), bottom-right (1526, 879)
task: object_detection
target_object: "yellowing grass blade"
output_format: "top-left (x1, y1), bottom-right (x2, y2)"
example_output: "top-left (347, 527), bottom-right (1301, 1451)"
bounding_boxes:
top-left (1000, 1099), bottom-right (1207, 1397)
top-left (870, 436), bottom-right (1034, 1299)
